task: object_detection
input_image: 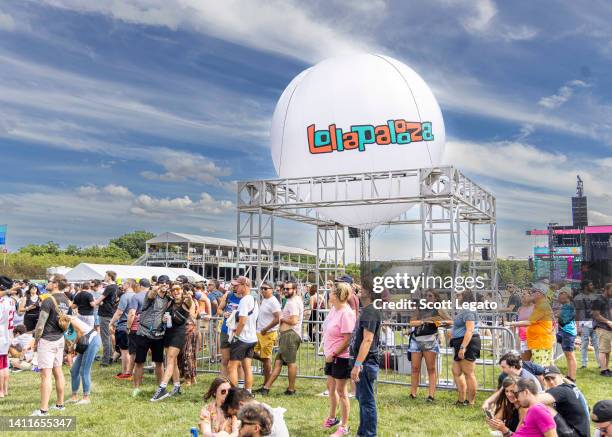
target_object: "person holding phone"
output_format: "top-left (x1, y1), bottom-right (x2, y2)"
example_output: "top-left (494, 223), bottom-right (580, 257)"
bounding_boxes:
top-left (485, 376), bottom-right (524, 436)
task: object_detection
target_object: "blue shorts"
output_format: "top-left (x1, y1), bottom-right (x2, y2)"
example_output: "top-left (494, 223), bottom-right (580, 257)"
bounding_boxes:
top-left (557, 331), bottom-right (576, 352)
top-left (408, 336), bottom-right (440, 354)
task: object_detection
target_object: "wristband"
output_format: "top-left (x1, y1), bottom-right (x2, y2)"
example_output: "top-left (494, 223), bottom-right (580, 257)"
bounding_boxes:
top-left (354, 360), bottom-right (362, 367)
top-left (459, 345), bottom-right (466, 350)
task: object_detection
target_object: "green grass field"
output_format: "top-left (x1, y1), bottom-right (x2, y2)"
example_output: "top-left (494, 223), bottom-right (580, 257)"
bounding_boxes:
top-left (0, 355), bottom-right (607, 437)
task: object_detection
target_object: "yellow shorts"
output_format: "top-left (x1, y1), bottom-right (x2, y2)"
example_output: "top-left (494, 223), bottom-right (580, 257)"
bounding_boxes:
top-left (254, 331), bottom-right (278, 359)
top-left (531, 348), bottom-right (554, 366)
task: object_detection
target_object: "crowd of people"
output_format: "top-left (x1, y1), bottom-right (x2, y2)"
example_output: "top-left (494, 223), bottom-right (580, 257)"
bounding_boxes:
top-left (0, 272), bottom-right (611, 436)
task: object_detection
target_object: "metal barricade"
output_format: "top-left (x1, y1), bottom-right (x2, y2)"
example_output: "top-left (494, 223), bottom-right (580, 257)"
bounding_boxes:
top-left (194, 315), bottom-right (517, 393)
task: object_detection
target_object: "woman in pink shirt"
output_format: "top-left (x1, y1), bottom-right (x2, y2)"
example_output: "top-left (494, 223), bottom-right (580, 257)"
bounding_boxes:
top-left (322, 282), bottom-right (356, 437)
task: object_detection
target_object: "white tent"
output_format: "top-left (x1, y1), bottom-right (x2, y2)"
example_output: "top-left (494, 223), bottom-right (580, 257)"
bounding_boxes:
top-left (64, 263), bottom-right (206, 283)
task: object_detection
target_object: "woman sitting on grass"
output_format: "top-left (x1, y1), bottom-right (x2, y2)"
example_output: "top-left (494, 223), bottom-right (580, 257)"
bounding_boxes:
top-left (485, 375), bottom-right (525, 435)
top-left (199, 377), bottom-right (234, 436)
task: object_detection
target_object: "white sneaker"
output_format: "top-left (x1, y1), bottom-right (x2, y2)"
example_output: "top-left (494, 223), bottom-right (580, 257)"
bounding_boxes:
top-left (51, 405), bottom-right (65, 411)
top-left (76, 399), bottom-right (91, 405)
top-left (31, 410), bottom-right (48, 416)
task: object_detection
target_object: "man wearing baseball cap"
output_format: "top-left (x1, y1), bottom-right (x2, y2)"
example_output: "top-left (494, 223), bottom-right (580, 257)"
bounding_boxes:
top-left (227, 276), bottom-right (258, 392)
top-left (592, 400), bottom-right (612, 436)
top-left (536, 365), bottom-right (590, 437)
top-left (336, 275), bottom-right (360, 320)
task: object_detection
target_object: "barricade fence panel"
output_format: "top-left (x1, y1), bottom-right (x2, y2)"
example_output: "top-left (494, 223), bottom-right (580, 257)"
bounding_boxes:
top-left (191, 315), bottom-right (519, 393)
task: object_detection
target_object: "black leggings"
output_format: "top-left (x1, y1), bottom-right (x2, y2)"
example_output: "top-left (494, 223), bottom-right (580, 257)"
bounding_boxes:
top-left (308, 309), bottom-right (320, 343)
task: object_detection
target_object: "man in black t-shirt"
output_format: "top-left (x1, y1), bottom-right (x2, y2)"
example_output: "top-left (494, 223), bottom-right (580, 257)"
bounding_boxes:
top-left (537, 365), bottom-right (590, 437)
top-left (32, 275), bottom-right (71, 416)
top-left (350, 280), bottom-right (382, 437)
top-left (592, 283), bottom-right (612, 377)
top-left (92, 271), bottom-right (119, 366)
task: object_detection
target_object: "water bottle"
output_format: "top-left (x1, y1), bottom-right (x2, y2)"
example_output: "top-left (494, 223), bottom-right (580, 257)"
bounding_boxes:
top-left (165, 312), bottom-right (172, 328)
top-left (32, 351), bottom-right (40, 372)
top-left (190, 427), bottom-right (198, 437)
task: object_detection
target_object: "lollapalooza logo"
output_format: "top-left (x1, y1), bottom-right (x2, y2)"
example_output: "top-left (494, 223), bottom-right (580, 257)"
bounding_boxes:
top-left (307, 119), bottom-right (434, 154)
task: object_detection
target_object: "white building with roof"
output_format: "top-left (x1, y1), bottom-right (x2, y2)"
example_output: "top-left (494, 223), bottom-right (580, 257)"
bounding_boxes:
top-left (145, 232), bottom-right (316, 281)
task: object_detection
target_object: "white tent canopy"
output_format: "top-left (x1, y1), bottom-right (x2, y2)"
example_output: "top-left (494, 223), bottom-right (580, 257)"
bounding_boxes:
top-left (64, 263), bottom-right (206, 283)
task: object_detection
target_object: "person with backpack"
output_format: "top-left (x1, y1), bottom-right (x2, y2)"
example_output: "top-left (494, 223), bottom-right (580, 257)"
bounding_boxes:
top-left (32, 274), bottom-right (71, 416)
top-left (150, 284), bottom-right (194, 401)
top-left (132, 276), bottom-right (172, 398)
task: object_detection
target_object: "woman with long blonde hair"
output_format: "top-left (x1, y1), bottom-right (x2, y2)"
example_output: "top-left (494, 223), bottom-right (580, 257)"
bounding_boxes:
top-left (322, 282), bottom-right (356, 436)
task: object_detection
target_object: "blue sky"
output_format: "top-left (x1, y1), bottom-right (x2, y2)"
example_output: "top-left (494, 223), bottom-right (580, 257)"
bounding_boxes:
top-left (1, 0), bottom-right (611, 259)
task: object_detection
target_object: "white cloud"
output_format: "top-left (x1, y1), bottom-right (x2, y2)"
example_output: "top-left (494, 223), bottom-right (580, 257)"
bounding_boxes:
top-left (517, 124), bottom-right (535, 140)
top-left (445, 139), bottom-right (610, 196)
top-left (502, 25), bottom-right (538, 42)
top-left (76, 184), bottom-right (230, 215)
top-left (77, 185), bottom-right (99, 196)
top-left (140, 148), bottom-right (231, 187)
top-left (0, 186), bottom-right (236, 249)
top-left (131, 192), bottom-right (233, 216)
top-left (453, 0), bottom-right (537, 42)
top-left (102, 184), bottom-right (133, 198)
top-left (538, 80), bottom-right (589, 109)
top-left (35, 0), bottom-right (373, 63)
top-left (461, 0), bottom-right (497, 33)
top-left (0, 10), bottom-right (15, 31)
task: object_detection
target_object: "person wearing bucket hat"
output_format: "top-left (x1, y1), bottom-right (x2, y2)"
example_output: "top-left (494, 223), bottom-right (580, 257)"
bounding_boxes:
top-left (592, 400), bottom-right (612, 436)
top-left (507, 283), bottom-right (555, 366)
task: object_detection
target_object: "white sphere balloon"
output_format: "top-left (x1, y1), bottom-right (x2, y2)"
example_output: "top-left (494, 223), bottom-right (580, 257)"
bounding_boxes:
top-left (270, 53), bottom-right (445, 229)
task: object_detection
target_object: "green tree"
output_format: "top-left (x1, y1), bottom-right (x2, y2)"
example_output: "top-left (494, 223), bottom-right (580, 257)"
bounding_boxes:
top-left (109, 231), bottom-right (155, 258)
top-left (65, 244), bottom-right (81, 256)
top-left (18, 241), bottom-right (61, 256)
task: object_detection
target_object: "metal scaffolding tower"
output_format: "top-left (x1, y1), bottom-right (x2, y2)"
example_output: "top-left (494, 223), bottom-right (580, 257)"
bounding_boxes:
top-left (236, 166), bottom-right (497, 295)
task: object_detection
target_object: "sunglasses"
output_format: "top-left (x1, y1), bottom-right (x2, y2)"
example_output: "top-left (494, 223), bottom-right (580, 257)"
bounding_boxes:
top-left (260, 287), bottom-right (271, 290)
top-left (283, 287), bottom-right (293, 291)
top-left (240, 421), bottom-right (257, 428)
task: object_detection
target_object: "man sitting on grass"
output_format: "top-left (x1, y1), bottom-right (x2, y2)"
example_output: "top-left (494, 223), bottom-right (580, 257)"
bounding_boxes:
top-left (591, 400), bottom-right (611, 437)
top-left (512, 378), bottom-right (557, 437)
top-left (537, 365), bottom-right (590, 437)
top-left (482, 352), bottom-right (543, 411)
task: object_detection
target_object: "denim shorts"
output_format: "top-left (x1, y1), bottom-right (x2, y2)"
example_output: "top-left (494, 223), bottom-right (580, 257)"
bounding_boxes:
top-left (557, 331), bottom-right (576, 352)
top-left (408, 336), bottom-right (440, 354)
